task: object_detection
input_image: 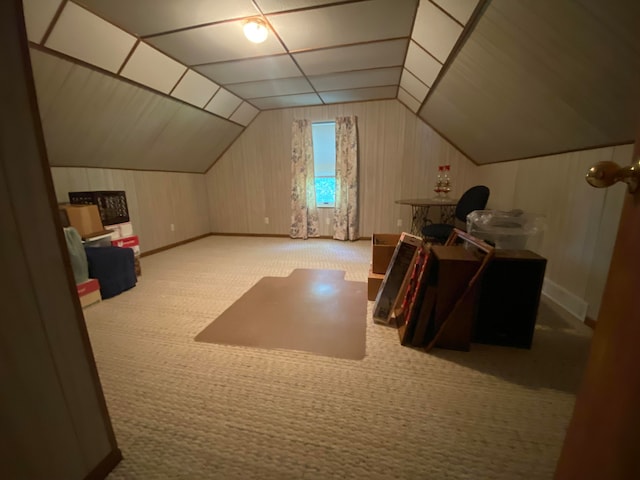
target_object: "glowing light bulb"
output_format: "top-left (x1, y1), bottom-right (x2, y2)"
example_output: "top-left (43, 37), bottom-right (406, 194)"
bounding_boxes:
top-left (243, 19), bottom-right (268, 44)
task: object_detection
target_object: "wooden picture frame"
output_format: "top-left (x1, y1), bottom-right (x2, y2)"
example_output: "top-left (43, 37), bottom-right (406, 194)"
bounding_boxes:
top-left (372, 232), bottom-right (423, 325)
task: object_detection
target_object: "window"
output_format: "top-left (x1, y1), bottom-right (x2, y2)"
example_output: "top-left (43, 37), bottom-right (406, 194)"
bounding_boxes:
top-left (312, 121), bottom-right (336, 208)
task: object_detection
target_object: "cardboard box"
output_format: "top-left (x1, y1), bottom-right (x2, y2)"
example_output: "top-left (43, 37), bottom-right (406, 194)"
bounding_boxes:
top-left (368, 268), bottom-right (385, 301)
top-left (61, 204), bottom-right (111, 240)
top-left (372, 233), bottom-right (401, 274)
top-left (106, 221), bottom-right (133, 240)
top-left (68, 191), bottom-right (129, 226)
top-left (76, 278), bottom-right (101, 308)
top-left (111, 235), bottom-right (140, 256)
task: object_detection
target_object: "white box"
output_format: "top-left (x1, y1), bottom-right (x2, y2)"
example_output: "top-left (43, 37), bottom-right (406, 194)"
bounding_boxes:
top-left (106, 221), bottom-right (133, 239)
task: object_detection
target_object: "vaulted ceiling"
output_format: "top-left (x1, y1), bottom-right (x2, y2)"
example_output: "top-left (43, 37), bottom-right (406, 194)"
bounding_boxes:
top-left (22, 0), bottom-right (640, 172)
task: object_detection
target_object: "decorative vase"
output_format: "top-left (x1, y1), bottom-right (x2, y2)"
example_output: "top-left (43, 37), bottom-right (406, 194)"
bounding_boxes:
top-left (434, 165), bottom-right (452, 198)
top-left (441, 165), bottom-right (452, 197)
top-left (434, 165), bottom-right (444, 197)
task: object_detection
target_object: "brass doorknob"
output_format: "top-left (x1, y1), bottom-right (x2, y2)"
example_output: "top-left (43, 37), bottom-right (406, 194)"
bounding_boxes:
top-left (586, 159), bottom-right (640, 194)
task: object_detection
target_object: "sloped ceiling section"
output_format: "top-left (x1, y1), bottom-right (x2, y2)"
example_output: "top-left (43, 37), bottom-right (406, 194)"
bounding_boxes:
top-left (30, 48), bottom-right (244, 173)
top-left (22, 0), bottom-right (639, 169)
top-left (419, 0), bottom-right (640, 164)
top-left (74, 0), bottom-right (420, 108)
top-left (22, 0), bottom-right (479, 172)
top-left (41, 0), bottom-right (477, 112)
top-left (23, 0), bottom-right (260, 125)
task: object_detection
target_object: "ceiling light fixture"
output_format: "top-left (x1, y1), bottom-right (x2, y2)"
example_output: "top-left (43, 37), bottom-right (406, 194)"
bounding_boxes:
top-left (243, 18), bottom-right (268, 44)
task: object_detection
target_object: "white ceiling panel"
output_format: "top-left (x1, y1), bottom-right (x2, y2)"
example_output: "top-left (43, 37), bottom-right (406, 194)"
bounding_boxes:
top-left (147, 20), bottom-right (286, 66)
top-left (319, 85), bottom-right (397, 104)
top-left (22, 0), bottom-right (63, 43)
top-left (251, 93), bottom-right (323, 109)
top-left (204, 88), bottom-right (243, 118)
top-left (171, 70), bottom-right (220, 108)
top-left (397, 87), bottom-right (422, 112)
top-left (45, 2), bottom-right (136, 73)
top-left (400, 69), bottom-right (429, 102)
top-left (412, 0), bottom-right (463, 63)
top-left (433, 0), bottom-right (479, 25)
top-left (196, 55), bottom-right (302, 85)
top-left (256, 0), bottom-right (345, 14)
top-left (267, 0), bottom-right (417, 51)
top-left (309, 67), bottom-right (402, 92)
top-left (229, 102), bottom-right (260, 126)
top-left (76, 0), bottom-right (260, 36)
top-left (120, 43), bottom-right (187, 94)
top-left (293, 39), bottom-right (408, 76)
top-left (404, 41), bottom-right (442, 87)
top-left (226, 77), bottom-right (315, 99)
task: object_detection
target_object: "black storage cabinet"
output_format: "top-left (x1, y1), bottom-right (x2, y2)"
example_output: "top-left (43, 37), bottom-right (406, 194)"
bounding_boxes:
top-left (474, 249), bottom-right (547, 349)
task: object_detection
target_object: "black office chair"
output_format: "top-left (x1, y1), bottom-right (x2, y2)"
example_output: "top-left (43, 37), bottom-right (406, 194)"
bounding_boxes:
top-left (421, 185), bottom-right (490, 244)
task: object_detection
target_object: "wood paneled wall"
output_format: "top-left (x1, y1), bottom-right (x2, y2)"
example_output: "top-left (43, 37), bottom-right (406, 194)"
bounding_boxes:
top-left (475, 144), bottom-right (630, 319)
top-left (2, 1), bottom-right (119, 477)
top-left (206, 103), bottom-right (627, 320)
top-left (48, 102), bottom-right (627, 322)
top-left (50, 167), bottom-right (210, 253)
top-left (205, 99), bottom-right (476, 236)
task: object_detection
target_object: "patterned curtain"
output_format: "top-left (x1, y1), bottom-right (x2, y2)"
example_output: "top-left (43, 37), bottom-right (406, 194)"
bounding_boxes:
top-left (333, 116), bottom-right (359, 241)
top-left (290, 119), bottom-right (320, 239)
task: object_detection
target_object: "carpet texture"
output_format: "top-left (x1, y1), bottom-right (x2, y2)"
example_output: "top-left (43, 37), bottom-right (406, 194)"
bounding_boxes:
top-left (82, 236), bottom-right (592, 479)
top-left (195, 268), bottom-right (367, 360)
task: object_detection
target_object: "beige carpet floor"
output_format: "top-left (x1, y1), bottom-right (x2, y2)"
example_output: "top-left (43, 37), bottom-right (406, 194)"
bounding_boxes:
top-left (83, 236), bottom-right (592, 479)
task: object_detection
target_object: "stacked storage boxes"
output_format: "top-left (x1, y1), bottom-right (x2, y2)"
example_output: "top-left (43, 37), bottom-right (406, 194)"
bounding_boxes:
top-left (69, 190), bottom-right (141, 276)
top-left (59, 205), bottom-right (106, 308)
top-left (68, 191), bottom-right (130, 225)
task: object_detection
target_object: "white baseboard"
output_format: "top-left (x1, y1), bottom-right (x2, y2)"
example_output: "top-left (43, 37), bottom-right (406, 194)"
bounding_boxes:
top-left (541, 277), bottom-right (588, 322)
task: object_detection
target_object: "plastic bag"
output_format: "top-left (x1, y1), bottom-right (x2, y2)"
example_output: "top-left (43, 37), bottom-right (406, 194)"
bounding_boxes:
top-left (466, 209), bottom-right (546, 249)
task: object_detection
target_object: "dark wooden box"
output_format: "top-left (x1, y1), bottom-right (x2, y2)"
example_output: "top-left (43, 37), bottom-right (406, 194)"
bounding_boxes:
top-left (474, 249), bottom-right (547, 349)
